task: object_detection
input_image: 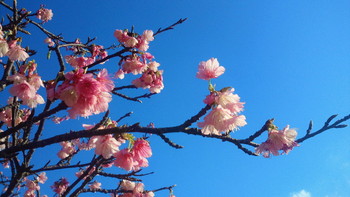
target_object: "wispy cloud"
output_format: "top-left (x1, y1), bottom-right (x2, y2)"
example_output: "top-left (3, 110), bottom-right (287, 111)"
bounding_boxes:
top-left (290, 190), bottom-right (311, 197)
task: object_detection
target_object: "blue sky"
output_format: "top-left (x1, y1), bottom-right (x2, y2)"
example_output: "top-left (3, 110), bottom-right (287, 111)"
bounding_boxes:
top-left (1, 0), bottom-right (350, 196)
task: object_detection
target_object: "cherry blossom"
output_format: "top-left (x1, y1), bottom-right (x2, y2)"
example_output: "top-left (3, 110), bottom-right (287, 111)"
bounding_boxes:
top-left (6, 44), bottom-right (29, 61)
top-left (256, 125), bottom-right (299, 158)
top-left (37, 7), bottom-right (53, 22)
top-left (196, 58), bottom-right (225, 80)
top-left (0, 39), bottom-right (9, 57)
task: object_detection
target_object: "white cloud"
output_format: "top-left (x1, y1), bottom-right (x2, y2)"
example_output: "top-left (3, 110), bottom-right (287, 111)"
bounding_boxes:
top-left (290, 190), bottom-right (311, 197)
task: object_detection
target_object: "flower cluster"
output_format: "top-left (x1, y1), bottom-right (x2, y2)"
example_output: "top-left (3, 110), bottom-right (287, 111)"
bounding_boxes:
top-left (51, 68), bottom-right (114, 118)
top-left (36, 7), bottom-right (53, 23)
top-left (255, 125), bottom-right (299, 158)
top-left (65, 43), bottom-right (108, 69)
top-left (117, 53), bottom-right (164, 93)
top-left (7, 61), bottom-right (45, 108)
top-left (118, 180), bottom-right (155, 197)
top-left (23, 173), bottom-right (47, 197)
top-left (51, 178), bottom-right (69, 195)
top-left (0, 38), bottom-right (29, 61)
top-left (114, 29), bottom-right (154, 51)
top-left (114, 138), bottom-right (152, 171)
top-left (197, 58), bottom-right (246, 135)
top-left (0, 105), bottom-right (31, 127)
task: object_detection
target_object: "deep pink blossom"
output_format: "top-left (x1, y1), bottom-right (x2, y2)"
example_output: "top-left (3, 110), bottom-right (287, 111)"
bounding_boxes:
top-left (133, 138), bottom-right (152, 160)
top-left (256, 125), bottom-right (299, 158)
top-left (196, 58), bottom-right (225, 80)
top-left (51, 178), bottom-right (69, 195)
top-left (37, 8), bottom-right (53, 22)
top-left (114, 149), bottom-right (138, 171)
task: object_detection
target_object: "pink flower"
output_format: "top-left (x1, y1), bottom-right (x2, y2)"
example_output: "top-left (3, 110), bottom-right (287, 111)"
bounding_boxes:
top-left (120, 180), bottom-right (136, 191)
top-left (93, 135), bottom-right (121, 159)
top-left (114, 149), bottom-right (138, 171)
top-left (132, 138), bottom-right (152, 160)
top-left (89, 181), bottom-right (101, 190)
top-left (115, 69), bottom-right (125, 79)
top-left (196, 58), bottom-right (225, 80)
top-left (198, 106), bottom-right (247, 135)
top-left (256, 125), bottom-right (299, 158)
top-left (37, 172), bottom-right (48, 184)
top-left (0, 39), bottom-right (9, 57)
top-left (51, 178), bottom-right (69, 195)
top-left (132, 70), bottom-right (164, 93)
top-left (57, 141), bottom-right (76, 159)
top-left (9, 81), bottom-right (36, 100)
top-left (75, 167), bottom-right (96, 180)
top-left (122, 56), bottom-right (147, 75)
top-left (37, 8), bottom-right (53, 22)
top-left (6, 44), bottom-right (29, 61)
top-left (136, 30), bottom-right (154, 51)
top-left (215, 88), bottom-right (245, 114)
top-left (26, 180), bottom-right (40, 191)
top-left (44, 37), bottom-right (55, 46)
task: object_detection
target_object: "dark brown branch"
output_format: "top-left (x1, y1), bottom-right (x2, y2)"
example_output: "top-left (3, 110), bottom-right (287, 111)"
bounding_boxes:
top-left (0, 102), bottom-right (68, 139)
top-left (153, 18), bottom-right (188, 36)
top-left (156, 133), bottom-right (184, 149)
top-left (296, 114), bottom-right (350, 143)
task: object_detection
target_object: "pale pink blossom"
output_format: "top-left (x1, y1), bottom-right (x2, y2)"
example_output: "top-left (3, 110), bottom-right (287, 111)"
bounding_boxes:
top-left (256, 125), bottom-right (299, 158)
top-left (57, 141), bottom-right (76, 159)
top-left (9, 81), bottom-right (36, 101)
top-left (26, 180), bottom-right (40, 191)
top-left (120, 180), bottom-right (136, 191)
top-left (89, 181), bottom-right (101, 190)
top-left (215, 88), bottom-right (245, 114)
top-left (196, 58), bottom-right (225, 80)
top-left (37, 8), bottom-right (53, 22)
top-left (198, 106), bottom-right (247, 135)
top-left (114, 29), bottom-right (129, 43)
top-left (115, 69), bottom-right (125, 79)
top-left (122, 56), bottom-right (147, 75)
top-left (148, 61), bottom-right (160, 72)
top-left (136, 30), bottom-right (154, 51)
top-left (75, 167), bottom-right (96, 180)
top-left (37, 172), bottom-right (48, 184)
top-left (94, 135), bottom-right (121, 159)
top-left (0, 39), bottom-right (9, 57)
top-left (144, 191), bottom-right (155, 197)
top-left (124, 37), bottom-right (139, 48)
top-left (0, 107), bottom-right (30, 127)
top-left (132, 70), bottom-right (164, 93)
top-left (6, 44), bottom-right (29, 61)
top-left (44, 37), bottom-right (54, 46)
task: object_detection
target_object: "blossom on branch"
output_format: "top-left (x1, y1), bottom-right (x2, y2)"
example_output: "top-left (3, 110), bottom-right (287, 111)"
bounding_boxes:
top-left (255, 125), bottom-right (299, 158)
top-left (196, 58), bottom-right (225, 80)
top-left (37, 7), bottom-right (53, 23)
